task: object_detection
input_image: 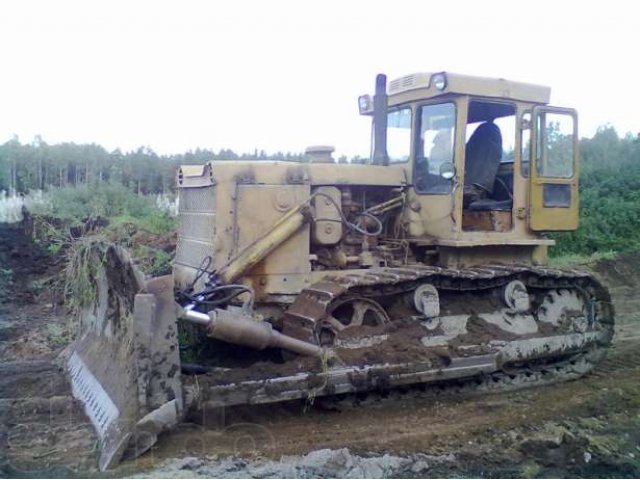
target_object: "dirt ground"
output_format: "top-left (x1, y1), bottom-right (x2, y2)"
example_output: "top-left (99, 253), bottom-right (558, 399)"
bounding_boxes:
top-left (1, 220), bottom-right (639, 478)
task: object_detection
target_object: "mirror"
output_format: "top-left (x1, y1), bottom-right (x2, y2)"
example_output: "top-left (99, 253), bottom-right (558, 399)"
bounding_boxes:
top-left (439, 161), bottom-right (456, 180)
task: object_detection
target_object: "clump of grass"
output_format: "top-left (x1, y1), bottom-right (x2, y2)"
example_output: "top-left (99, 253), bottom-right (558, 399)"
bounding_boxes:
top-left (520, 461), bottom-right (543, 478)
top-left (32, 215), bottom-right (73, 255)
top-left (131, 245), bottom-right (173, 276)
top-left (64, 237), bottom-right (109, 315)
top-left (46, 323), bottom-right (70, 347)
top-left (64, 237), bottom-right (144, 339)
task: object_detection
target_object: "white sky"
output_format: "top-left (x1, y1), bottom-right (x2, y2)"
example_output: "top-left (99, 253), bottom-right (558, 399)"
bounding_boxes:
top-left (0, 0), bottom-right (638, 158)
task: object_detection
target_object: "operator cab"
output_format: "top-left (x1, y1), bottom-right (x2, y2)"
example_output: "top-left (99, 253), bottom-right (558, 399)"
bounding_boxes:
top-left (359, 71), bottom-right (579, 243)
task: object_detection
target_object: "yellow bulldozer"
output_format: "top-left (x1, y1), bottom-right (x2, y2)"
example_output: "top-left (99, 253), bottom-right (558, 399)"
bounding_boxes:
top-left (67, 72), bottom-right (614, 470)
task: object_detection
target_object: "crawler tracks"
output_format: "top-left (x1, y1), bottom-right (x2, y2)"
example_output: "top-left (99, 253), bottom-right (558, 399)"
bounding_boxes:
top-left (319, 319), bottom-right (638, 409)
top-left (278, 265), bottom-right (614, 390)
top-left (198, 264), bottom-right (615, 407)
top-left (285, 263), bottom-right (613, 343)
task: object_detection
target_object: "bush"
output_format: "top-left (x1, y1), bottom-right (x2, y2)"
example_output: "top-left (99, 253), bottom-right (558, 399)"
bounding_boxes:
top-left (31, 183), bottom-right (159, 221)
top-left (550, 127), bottom-right (640, 257)
top-left (30, 183), bottom-right (176, 236)
top-left (24, 185), bottom-right (177, 278)
top-left (135, 210), bottom-right (176, 236)
top-left (131, 245), bottom-right (173, 276)
top-left (550, 155), bottom-right (640, 256)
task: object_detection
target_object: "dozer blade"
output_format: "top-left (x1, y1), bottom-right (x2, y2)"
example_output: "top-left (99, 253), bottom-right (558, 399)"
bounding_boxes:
top-left (65, 241), bottom-right (183, 470)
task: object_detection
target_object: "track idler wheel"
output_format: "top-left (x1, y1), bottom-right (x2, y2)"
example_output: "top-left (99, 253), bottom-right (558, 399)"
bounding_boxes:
top-left (317, 295), bottom-right (389, 347)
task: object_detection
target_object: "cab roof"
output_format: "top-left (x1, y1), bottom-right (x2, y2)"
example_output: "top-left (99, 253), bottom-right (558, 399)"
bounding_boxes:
top-left (365, 72), bottom-right (551, 108)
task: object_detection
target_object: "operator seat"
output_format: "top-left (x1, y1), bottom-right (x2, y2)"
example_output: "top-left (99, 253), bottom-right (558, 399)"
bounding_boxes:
top-left (464, 121), bottom-right (511, 210)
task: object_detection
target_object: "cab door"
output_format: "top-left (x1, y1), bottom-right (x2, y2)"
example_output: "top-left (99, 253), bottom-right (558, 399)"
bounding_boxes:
top-left (529, 106), bottom-right (579, 231)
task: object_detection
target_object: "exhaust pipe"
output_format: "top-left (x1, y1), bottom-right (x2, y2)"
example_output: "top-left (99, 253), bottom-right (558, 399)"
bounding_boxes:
top-left (181, 308), bottom-right (324, 357)
top-left (372, 73), bottom-right (388, 166)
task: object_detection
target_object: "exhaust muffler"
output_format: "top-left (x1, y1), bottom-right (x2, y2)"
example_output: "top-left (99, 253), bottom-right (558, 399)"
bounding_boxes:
top-left (181, 308), bottom-right (323, 357)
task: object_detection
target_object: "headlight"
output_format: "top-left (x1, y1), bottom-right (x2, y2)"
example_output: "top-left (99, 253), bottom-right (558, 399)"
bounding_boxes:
top-left (431, 72), bottom-right (447, 91)
top-left (358, 95), bottom-right (372, 114)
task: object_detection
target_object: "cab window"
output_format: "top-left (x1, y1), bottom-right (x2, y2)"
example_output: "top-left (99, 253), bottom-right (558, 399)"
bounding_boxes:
top-left (536, 112), bottom-right (575, 178)
top-left (466, 102), bottom-right (516, 163)
top-left (521, 112), bottom-right (532, 177)
top-left (462, 101), bottom-right (516, 208)
top-left (414, 102), bottom-right (456, 194)
top-left (387, 107), bottom-right (412, 163)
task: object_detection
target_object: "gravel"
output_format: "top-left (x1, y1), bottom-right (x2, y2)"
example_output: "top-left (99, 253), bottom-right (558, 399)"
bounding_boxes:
top-left (132, 448), bottom-right (455, 479)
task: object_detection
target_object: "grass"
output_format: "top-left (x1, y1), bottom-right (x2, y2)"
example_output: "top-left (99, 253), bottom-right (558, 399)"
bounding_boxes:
top-left (64, 237), bottom-right (109, 316)
top-left (31, 183), bottom-right (153, 220)
top-left (29, 277), bottom-right (51, 295)
top-left (549, 250), bottom-right (618, 268)
top-left (107, 211), bottom-right (176, 237)
top-left (28, 184), bottom-right (176, 278)
top-left (131, 244), bottom-right (173, 276)
top-left (31, 183), bottom-right (176, 237)
top-left (46, 323), bottom-right (69, 347)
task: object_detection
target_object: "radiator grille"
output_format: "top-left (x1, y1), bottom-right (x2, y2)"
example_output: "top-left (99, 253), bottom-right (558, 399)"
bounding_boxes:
top-left (179, 185), bottom-right (216, 213)
top-left (175, 185), bottom-right (216, 269)
top-left (178, 212), bottom-right (215, 240)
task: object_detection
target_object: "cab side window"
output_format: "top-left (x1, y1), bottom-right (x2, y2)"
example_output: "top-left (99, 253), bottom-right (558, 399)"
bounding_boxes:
top-left (387, 108), bottom-right (412, 163)
top-left (536, 112), bottom-right (575, 178)
top-left (521, 112), bottom-right (532, 177)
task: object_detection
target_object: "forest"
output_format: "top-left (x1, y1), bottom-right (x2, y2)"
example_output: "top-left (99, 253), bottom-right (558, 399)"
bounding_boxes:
top-left (0, 138), bottom-right (306, 195)
top-left (0, 125), bottom-right (639, 257)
